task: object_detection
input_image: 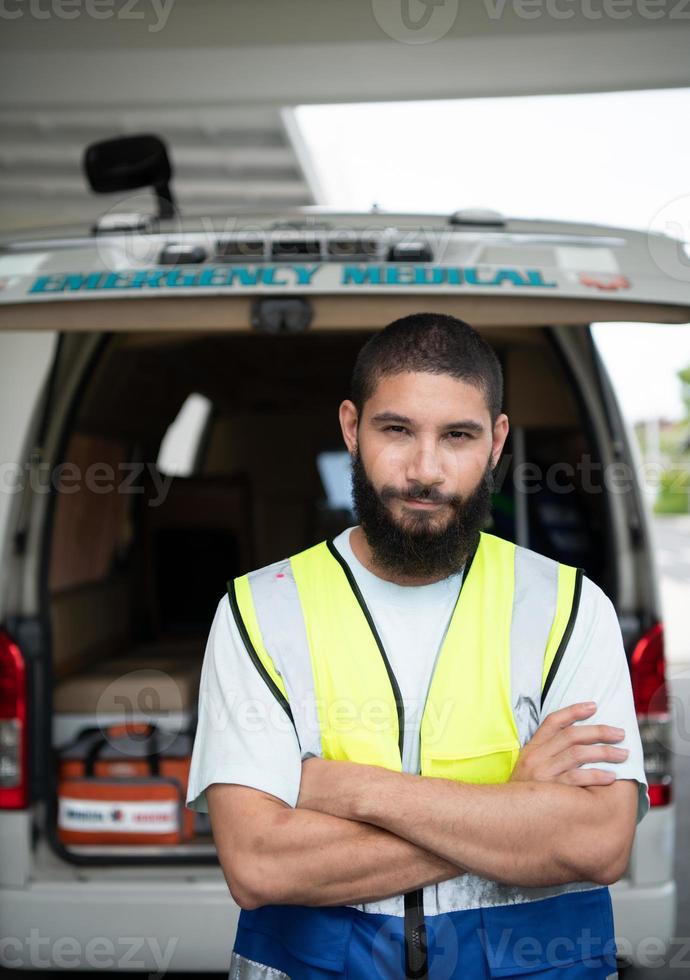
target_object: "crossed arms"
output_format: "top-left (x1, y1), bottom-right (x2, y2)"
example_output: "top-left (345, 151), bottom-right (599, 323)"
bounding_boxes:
top-left (206, 702), bottom-right (639, 910)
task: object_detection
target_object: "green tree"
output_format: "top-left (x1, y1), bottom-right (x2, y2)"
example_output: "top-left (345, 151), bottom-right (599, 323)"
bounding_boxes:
top-left (679, 364), bottom-right (690, 422)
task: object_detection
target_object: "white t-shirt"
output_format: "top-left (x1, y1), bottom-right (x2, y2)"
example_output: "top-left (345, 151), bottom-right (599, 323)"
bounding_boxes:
top-left (186, 526), bottom-right (650, 824)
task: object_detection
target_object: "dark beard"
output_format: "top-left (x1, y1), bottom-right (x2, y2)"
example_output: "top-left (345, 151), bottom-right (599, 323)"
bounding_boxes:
top-left (350, 447), bottom-right (495, 580)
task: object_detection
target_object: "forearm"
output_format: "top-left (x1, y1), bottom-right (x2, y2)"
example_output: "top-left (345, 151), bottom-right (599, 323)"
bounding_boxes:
top-left (353, 768), bottom-right (614, 887)
top-left (239, 802), bottom-right (465, 908)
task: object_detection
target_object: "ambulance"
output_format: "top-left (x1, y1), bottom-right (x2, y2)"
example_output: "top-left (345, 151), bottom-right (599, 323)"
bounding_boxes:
top-left (0, 135), bottom-right (682, 971)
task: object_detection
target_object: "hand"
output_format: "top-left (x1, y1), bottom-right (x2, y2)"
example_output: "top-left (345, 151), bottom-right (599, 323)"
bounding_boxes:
top-left (510, 702), bottom-right (628, 787)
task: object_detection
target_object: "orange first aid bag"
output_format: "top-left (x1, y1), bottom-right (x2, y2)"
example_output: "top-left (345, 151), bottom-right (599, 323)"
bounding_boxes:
top-left (57, 723), bottom-right (194, 845)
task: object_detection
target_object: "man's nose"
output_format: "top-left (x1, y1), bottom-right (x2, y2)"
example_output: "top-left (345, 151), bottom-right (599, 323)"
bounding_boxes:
top-left (406, 441), bottom-right (444, 486)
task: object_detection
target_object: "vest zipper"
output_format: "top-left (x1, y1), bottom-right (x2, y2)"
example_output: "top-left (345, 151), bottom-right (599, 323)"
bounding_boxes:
top-left (326, 539), bottom-right (427, 979)
top-left (410, 535), bottom-right (479, 979)
top-left (540, 566), bottom-right (584, 709)
top-left (327, 534), bottom-right (481, 979)
top-left (325, 540), bottom-right (405, 756)
top-left (404, 888), bottom-right (429, 979)
top-left (415, 537), bottom-right (479, 760)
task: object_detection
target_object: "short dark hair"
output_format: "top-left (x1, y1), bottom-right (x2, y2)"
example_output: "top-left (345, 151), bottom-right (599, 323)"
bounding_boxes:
top-left (350, 313), bottom-right (503, 425)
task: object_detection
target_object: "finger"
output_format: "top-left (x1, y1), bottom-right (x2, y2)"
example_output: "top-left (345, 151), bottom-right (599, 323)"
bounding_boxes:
top-left (541, 723), bottom-right (626, 759)
top-left (528, 702), bottom-right (597, 746)
top-left (549, 743), bottom-right (629, 774)
top-left (557, 768), bottom-right (618, 787)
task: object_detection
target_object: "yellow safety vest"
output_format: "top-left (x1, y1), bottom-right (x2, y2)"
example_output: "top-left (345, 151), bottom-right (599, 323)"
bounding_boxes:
top-left (227, 528), bottom-right (590, 980)
top-left (229, 529), bottom-right (582, 784)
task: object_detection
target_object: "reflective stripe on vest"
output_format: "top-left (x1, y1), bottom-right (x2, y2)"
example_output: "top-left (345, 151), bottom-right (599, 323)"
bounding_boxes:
top-left (229, 950), bottom-right (289, 979)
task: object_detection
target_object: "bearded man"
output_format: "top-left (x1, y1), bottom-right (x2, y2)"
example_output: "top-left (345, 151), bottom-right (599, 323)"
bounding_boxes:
top-left (187, 313), bottom-right (647, 980)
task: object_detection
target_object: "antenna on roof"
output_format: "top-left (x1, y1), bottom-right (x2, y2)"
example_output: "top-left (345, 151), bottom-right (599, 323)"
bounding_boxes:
top-left (449, 208), bottom-right (505, 228)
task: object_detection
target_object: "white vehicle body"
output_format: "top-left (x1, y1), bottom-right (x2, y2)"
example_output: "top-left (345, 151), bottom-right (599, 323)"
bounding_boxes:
top-left (0, 206), bottom-right (684, 971)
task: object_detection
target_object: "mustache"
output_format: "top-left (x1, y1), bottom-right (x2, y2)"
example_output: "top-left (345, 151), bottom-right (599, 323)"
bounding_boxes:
top-left (379, 484), bottom-right (461, 506)
top-left (350, 447), bottom-right (493, 578)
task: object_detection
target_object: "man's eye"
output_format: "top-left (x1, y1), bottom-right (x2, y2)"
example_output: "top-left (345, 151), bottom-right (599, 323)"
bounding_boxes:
top-left (383, 425), bottom-right (408, 434)
top-left (448, 431), bottom-right (471, 440)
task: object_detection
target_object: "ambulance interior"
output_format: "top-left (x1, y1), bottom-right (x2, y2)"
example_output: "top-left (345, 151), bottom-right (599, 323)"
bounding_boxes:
top-left (48, 325), bottom-right (610, 859)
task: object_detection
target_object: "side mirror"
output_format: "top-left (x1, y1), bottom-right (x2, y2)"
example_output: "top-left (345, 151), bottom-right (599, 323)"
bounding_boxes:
top-left (83, 134), bottom-right (176, 220)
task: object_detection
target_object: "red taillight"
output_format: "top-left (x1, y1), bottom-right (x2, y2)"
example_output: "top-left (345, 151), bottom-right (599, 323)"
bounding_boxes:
top-left (631, 622), bottom-right (667, 715)
top-left (631, 623), bottom-right (672, 807)
top-left (0, 630), bottom-right (28, 808)
top-left (648, 782), bottom-right (672, 807)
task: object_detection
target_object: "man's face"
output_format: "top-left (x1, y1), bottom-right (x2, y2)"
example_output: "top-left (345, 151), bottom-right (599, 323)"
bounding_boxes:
top-left (341, 371), bottom-right (509, 579)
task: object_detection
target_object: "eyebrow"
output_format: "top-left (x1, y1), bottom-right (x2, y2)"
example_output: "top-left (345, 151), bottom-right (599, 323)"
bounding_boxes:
top-left (370, 412), bottom-right (485, 434)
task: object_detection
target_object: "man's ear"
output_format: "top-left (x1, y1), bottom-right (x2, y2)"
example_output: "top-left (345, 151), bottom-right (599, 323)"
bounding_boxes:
top-left (492, 412), bottom-right (509, 462)
top-left (339, 399), bottom-right (359, 454)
